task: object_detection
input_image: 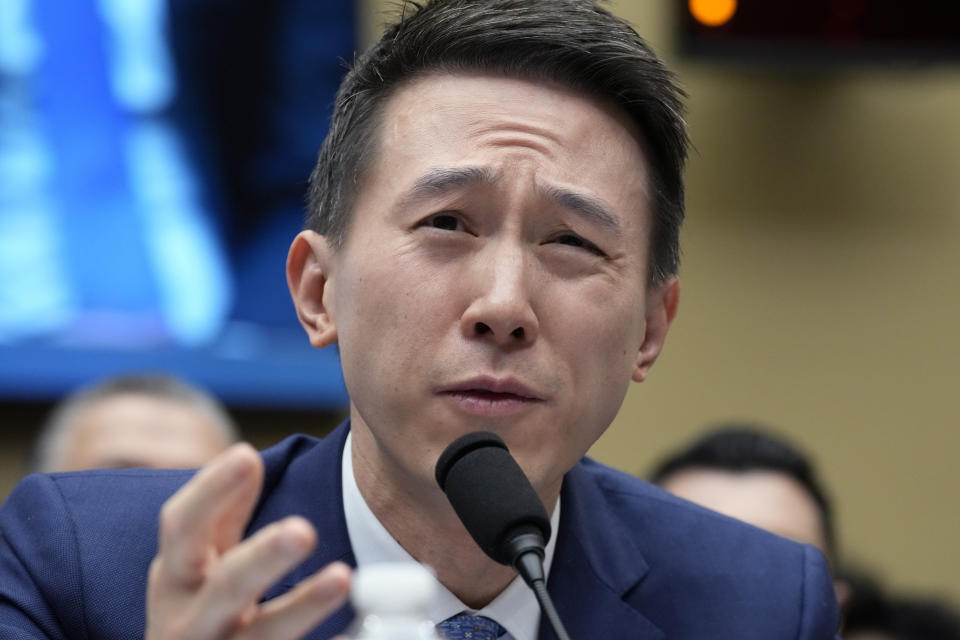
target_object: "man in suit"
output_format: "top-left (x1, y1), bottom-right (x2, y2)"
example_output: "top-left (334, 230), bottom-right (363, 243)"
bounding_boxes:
top-left (0, 1), bottom-right (840, 638)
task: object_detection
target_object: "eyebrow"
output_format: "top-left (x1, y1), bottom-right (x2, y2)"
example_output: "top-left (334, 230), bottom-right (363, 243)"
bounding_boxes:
top-left (541, 185), bottom-right (623, 235)
top-left (401, 166), bottom-right (495, 204)
top-left (93, 458), bottom-right (152, 470)
top-left (400, 165), bottom-right (623, 234)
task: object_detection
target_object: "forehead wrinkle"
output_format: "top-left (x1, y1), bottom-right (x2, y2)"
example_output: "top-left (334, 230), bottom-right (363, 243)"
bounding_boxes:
top-left (475, 130), bottom-right (557, 158)
top-left (467, 110), bottom-right (567, 153)
top-left (539, 184), bottom-right (623, 236)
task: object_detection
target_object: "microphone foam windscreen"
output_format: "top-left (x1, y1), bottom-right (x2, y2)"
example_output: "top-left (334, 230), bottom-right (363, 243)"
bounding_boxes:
top-left (435, 431), bottom-right (551, 566)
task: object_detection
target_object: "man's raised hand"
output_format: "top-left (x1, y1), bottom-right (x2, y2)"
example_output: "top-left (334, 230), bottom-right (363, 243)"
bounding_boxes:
top-left (146, 443), bottom-right (350, 640)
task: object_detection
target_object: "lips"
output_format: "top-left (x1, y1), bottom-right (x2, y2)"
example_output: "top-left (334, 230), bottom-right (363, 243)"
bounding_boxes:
top-left (439, 376), bottom-right (544, 417)
top-left (443, 376), bottom-right (540, 398)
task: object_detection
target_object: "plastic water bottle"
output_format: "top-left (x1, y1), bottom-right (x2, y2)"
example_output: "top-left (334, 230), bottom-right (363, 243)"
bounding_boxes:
top-left (348, 563), bottom-right (446, 640)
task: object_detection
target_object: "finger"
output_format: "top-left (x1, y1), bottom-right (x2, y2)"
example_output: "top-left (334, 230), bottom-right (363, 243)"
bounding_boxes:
top-left (209, 446), bottom-right (267, 553)
top-left (189, 516), bottom-right (318, 639)
top-left (239, 562), bottom-right (352, 640)
top-left (157, 443), bottom-right (264, 585)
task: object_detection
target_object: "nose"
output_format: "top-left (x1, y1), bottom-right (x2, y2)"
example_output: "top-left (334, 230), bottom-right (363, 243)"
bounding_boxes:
top-left (460, 244), bottom-right (539, 348)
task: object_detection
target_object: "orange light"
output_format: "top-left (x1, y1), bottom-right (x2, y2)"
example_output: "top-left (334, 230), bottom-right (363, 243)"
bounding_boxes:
top-left (689, 0), bottom-right (737, 27)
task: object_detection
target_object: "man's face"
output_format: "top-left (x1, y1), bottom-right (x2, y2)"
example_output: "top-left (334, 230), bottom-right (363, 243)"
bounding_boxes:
top-left (659, 469), bottom-right (829, 554)
top-left (659, 468), bottom-right (859, 611)
top-left (290, 74), bottom-right (677, 500)
top-left (57, 393), bottom-right (232, 471)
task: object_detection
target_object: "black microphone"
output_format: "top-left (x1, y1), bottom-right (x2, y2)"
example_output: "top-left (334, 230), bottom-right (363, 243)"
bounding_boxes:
top-left (435, 431), bottom-right (573, 640)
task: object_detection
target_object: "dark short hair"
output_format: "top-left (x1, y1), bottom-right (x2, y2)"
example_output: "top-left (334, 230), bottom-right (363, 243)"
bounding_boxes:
top-left (649, 424), bottom-right (837, 561)
top-left (307, 0), bottom-right (688, 283)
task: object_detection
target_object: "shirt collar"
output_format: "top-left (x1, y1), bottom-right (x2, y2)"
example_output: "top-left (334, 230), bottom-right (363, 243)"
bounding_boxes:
top-left (342, 431), bottom-right (560, 640)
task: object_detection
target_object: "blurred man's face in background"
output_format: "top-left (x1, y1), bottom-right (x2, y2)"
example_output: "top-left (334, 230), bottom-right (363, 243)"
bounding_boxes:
top-left (659, 468), bottom-right (854, 610)
top-left (53, 392), bottom-right (233, 471)
top-left (659, 468), bottom-right (828, 554)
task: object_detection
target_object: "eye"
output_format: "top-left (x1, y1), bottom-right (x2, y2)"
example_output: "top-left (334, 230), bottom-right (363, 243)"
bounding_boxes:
top-left (419, 212), bottom-right (465, 232)
top-left (550, 232), bottom-right (606, 257)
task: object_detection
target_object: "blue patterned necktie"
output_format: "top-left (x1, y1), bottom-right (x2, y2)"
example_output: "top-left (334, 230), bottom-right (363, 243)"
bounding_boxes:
top-left (437, 613), bottom-right (506, 639)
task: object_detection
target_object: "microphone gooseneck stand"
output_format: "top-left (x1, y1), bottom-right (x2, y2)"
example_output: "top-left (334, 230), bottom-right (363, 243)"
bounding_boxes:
top-left (508, 532), bottom-right (572, 640)
top-left (435, 431), bottom-right (573, 640)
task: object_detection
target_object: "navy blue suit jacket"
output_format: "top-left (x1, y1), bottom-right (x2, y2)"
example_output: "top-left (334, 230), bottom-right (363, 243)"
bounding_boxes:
top-left (0, 422), bottom-right (838, 638)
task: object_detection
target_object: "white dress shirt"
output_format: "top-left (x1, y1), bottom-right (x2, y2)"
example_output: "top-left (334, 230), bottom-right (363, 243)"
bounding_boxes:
top-left (342, 432), bottom-right (560, 640)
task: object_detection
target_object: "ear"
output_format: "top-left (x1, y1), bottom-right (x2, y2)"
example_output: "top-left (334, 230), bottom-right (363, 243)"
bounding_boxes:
top-left (632, 277), bottom-right (680, 383)
top-left (287, 230), bottom-right (338, 348)
top-left (834, 579), bottom-right (853, 618)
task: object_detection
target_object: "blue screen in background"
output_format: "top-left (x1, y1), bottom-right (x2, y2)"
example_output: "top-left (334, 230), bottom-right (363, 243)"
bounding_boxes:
top-left (0, 0), bottom-right (354, 409)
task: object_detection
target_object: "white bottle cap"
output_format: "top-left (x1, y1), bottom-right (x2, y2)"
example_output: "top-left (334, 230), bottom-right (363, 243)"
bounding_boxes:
top-left (352, 563), bottom-right (436, 616)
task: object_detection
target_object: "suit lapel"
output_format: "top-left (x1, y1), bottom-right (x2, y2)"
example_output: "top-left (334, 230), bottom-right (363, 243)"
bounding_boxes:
top-left (251, 421), bottom-right (357, 638)
top-left (246, 427), bottom-right (664, 639)
top-left (541, 462), bottom-right (665, 640)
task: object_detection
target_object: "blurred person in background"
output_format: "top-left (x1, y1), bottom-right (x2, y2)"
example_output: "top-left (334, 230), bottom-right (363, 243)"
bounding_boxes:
top-left (650, 423), bottom-right (851, 608)
top-left (31, 374), bottom-right (239, 472)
